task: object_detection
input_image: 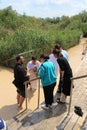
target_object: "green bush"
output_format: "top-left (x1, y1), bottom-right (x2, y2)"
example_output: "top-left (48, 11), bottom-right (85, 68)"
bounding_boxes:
top-left (0, 7), bottom-right (86, 66)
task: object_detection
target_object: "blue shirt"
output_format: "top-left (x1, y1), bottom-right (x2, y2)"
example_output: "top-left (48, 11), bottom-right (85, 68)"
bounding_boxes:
top-left (38, 60), bottom-right (56, 87)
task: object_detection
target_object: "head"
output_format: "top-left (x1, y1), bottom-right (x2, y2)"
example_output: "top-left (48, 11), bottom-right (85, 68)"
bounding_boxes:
top-left (16, 55), bottom-right (24, 64)
top-left (40, 54), bottom-right (49, 63)
top-left (52, 44), bottom-right (61, 54)
top-left (54, 44), bottom-right (61, 49)
top-left (0, 118), bottom-right (8, 130)
top-left (32, 56), bottom-right (37, 65)
top-left (54, 44), bottom-right (62, 51)
top-left (53, 49), bottom-right (61, 58)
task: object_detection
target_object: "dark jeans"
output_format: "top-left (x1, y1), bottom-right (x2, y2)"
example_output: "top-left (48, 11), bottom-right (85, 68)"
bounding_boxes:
top-left (43, 82), bottom-right (56, 106)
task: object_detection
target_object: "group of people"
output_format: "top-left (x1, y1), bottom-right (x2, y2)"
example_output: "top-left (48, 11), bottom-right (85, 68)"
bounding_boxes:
top-left (13, 44), bottom-right (73, 111)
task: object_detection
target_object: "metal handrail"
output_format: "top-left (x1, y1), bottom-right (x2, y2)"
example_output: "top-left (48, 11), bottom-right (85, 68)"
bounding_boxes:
top-left (82, 41), bottom-right (87, 55)
top-left (24, 77), bottom-right (40, 110)
top-left (68, 74), bottom-right (87, 114)
top-left (71, 74), bottom-right (87, 80)
top-left (25, 74), bottom-right (87, 115)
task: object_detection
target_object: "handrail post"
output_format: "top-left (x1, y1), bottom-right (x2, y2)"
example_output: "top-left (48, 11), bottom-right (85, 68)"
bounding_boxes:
top-left (37, 78), bottom-right (40, 108)
top-left (67, 75), bottom-right (87, 115)
top-left (24, 77), bottom-right (40, 110)
top-left (25, 82), bottom-right (28, 110)
top-left (68, 80), bottom-right (73, 114)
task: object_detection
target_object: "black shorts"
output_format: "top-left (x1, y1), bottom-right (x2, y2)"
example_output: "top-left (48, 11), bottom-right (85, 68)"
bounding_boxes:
top-left (17, 89), bottom-right (25, 98)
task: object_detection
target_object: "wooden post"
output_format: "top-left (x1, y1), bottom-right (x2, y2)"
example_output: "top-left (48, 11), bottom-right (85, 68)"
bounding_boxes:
top-left (25, 83), bottom-right (28, 110)
top-left (37, 78), bottom-right (40, 108)
top-left (68, 80), bottom-right (73, 114)
top-left (68, 75), bottom-right (87, 114)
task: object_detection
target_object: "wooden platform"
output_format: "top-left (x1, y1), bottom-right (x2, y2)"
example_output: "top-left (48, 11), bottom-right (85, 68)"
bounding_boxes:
top-left (7, 54), bottom-right (87, 130)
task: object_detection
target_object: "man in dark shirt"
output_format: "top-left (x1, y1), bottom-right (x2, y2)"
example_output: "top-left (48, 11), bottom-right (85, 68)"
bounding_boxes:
top-left (53, 49), bottom-right (73, 103)
top-left (13, 55), bottom-right (29, 110)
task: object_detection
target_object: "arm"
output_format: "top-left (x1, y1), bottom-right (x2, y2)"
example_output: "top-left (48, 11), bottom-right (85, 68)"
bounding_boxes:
top-left (18, 66), bottom-right (29, 83)
top-left (60, 70), bottom-right (64, 81)
top-left (57, 58), bottom-right (65, 81)
top-left (38, 65), bottom-right (46, 78)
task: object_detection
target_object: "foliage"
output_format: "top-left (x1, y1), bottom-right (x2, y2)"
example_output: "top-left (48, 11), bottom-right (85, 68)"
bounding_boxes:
top-left (81, 23), bottom-right (87, 37)
top-left (0, 6), bottom-right (86, 65)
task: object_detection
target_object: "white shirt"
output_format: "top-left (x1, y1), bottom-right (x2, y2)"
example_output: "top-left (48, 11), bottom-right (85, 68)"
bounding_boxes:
top-left (27, 60), bottom-right (41, 90)
top-left (49, 53), bottom-right (59, 76)
top-left (61, 49), bottom-right (69, 61)
top-left (27, 60), bottom-right (41, 71)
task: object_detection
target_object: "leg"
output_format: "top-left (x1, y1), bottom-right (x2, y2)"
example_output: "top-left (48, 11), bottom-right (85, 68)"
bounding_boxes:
top-left (18, 90), bottom-right (25, 108)
top-left (43, 82), bottom-right (56, 106)
top-left (60, 92), bottom-right (67, 102)
top-left (16, 89), bottom-right (21, 105)
top-left (43, 87), bottom-right (49, 106)
top-left (18, 96), bottom-right (25, 108)
top-left (57, 80), bottom-right (63, 93)
top-left (49, 82), bottom-right (56, 105)
top-left (57, 92), bottom-right (67, 103)
top-left (57, 73), bottom-right (63, 93)
top-left (17, 93), bottom-right (20, 105)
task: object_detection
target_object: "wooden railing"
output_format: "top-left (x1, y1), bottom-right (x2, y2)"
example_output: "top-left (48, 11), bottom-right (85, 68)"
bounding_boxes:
top-left (68, 74), bottom-right (87, 114)
top-left (24, 74), bottom-right (87, 116)
top-left (24, 77), bottom-right (40, 110)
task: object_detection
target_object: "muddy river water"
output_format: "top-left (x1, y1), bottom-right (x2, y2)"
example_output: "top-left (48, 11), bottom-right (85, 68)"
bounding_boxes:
top-left (0, 38), bottom-right (87, 121)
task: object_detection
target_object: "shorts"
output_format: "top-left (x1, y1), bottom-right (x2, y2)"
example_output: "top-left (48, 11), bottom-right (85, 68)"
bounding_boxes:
top-left (17, 89), bottom-right (25, 98)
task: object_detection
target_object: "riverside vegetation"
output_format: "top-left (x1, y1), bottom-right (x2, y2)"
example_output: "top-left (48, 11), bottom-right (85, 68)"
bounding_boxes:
top-left (0, 6), bottom-right (87, 66)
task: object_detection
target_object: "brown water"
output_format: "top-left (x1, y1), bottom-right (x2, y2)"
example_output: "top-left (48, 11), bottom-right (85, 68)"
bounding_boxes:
top-left (0, 38), bottom-right (87, 120)
top-left (68, 38), bottom-right (87, 73)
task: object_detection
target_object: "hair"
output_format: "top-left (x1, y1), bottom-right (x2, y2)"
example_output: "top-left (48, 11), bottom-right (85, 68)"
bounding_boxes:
top-left (32, 56), bottom-right (36, 60)
top-left (40, 54), bottom-right (49, 60)
top-left (54, 44), bottom-right (61, 50)
top-left (16, 55), bottom-right (21, 61)
top-left (53, 49), bottom-right (60, 56)
top-left (16, 55), bottom-right (23, 61)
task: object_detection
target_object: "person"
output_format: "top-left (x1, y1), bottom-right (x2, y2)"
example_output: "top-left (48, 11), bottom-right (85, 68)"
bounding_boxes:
top-left (38, 54), bottom-right (56, 110)
top-left (49, 44), bottom-right (69, 77)
top-left (61, 47), bottom-right (69, 62)
top-left (13, 55), bottom-right (29, 110)
top-left (54, 44), bottom-right (69, 61)
top-left (53, 49), bottom-right (73, 103)
top-left (0, 117), bottom-right (8, 130)
top-left (49, 49), bottom-right (59, 76)
top-left (26, 56), bottom-right (41, 90)
top-left (54, 44), bottom-right (69, 93)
